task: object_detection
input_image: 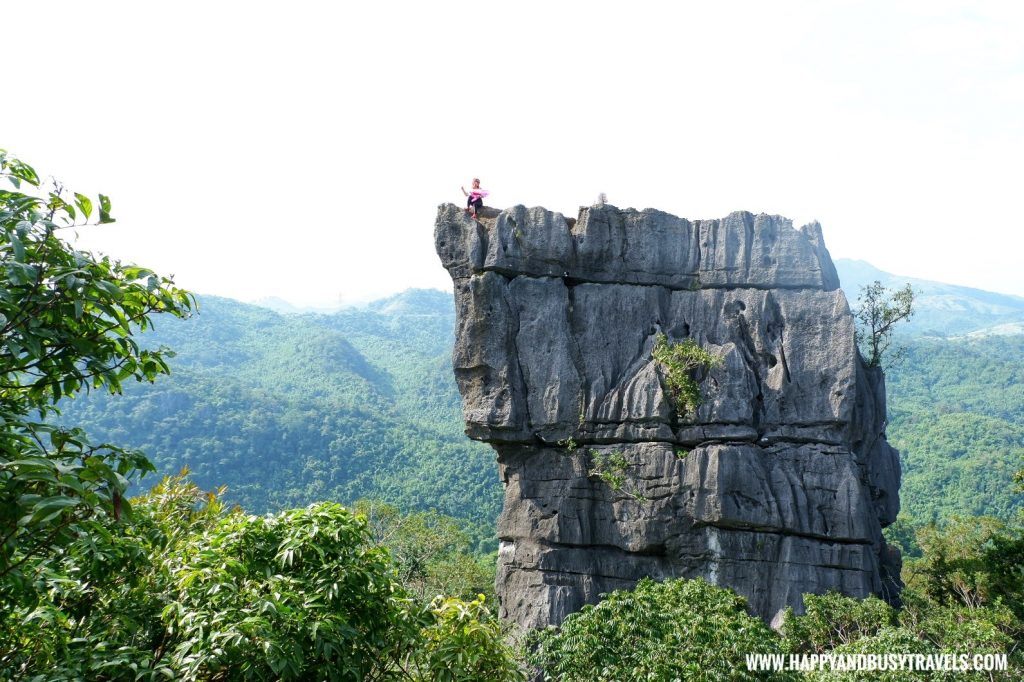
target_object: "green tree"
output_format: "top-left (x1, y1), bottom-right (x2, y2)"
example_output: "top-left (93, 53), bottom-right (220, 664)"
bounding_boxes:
top-left (781, 592), bottom-right (899, 655)
top-left (354, 499), bottom-right (496, 602)
top-left (418, 595), bottom-right (525, 682)
top-left (903, 516), bottom-right (1007, 609)
top-left (884, 512), bottom-right (922, 558)
top-left (2, 473), bottom-right (527, 681)
top-left (0, 472), bottom-right (224, 679)
top-left (853, 281), bottom-right (914, 368)
top-left (0, 150), bottom-right (193, 593)
top-left (901, 511), bottom-right (1024, 623)
top-left (528, 577), bottom-right (793, 681)
top-left (781, 590), bottom-right (1021, 681)
top-left (160, 501), bottom-right (425, 681)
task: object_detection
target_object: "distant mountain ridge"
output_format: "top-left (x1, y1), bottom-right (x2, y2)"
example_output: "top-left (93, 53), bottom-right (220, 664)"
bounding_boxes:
top-left (57, 266), bottom-right (1022, 546)
top-left (835, 259), bottom-right (1024, 337)
top-left (248, 296), bottom-right (344, 315)
top-left (253, 262), bottom-right (1024, 339)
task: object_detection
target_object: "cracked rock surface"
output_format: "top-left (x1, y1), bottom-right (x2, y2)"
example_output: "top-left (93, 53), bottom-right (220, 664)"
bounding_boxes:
top-left (435, 202), bottom-right (901, 629)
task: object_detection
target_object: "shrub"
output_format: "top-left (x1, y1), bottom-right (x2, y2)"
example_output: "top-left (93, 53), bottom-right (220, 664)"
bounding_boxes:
top-left (528, 577), bottom-right (793, 681)
top-left (651, 334), bottom-right (720, 415)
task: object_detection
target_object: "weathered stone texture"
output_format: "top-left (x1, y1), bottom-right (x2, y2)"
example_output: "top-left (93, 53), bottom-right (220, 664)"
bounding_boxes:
top-left (436, 202), bottom-right (901, 629)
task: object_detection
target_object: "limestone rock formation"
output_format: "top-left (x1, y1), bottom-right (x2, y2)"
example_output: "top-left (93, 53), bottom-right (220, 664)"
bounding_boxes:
top-left (435, 203), bottom-right (901, 629)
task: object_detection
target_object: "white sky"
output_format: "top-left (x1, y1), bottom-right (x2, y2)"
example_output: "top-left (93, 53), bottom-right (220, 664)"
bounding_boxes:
top-left (4, 1), bottom-right (1023, 306)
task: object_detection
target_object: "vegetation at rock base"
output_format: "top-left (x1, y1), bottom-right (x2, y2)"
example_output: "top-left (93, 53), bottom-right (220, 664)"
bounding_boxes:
top-left (353, 499), bottom-right (496, 603)
top-left (526, 497), bottom-right (1024, 680)
top-left (528, 577), bottom-right (796, 681)
top-left (781, 590), bottom-right (1021, 680)
top-left (784, 471), bottom-right (1024, 680)
top-left (651, 333), bottom-right (722, 415)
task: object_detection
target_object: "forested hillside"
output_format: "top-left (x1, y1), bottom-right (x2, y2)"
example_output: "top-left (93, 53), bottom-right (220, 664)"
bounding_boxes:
top-left (887, 334), bottom-right (1024, 521)
top-left (59, 284), bottom-right (1024, 539)
top-left (56, 292), bottom-right (501, 547)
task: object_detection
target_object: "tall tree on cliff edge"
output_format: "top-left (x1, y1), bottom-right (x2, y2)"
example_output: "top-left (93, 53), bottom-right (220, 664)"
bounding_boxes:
top-left (854, 280), bottom-right (915, 368)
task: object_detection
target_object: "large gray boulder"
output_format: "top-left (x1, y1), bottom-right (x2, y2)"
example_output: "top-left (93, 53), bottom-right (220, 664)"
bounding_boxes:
top-left (436, 203), bottom-right (901, 629)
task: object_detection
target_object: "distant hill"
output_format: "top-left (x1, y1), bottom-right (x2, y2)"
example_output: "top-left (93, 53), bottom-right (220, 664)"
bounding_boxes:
top-left (835, 259), bottom-right (1024, 337)
top-left (248, 296), bottom-right (344, 315)
top-left (58, 273), bottom-right (1022, 544)
top-left (57, 291), bottom-right (500, 549)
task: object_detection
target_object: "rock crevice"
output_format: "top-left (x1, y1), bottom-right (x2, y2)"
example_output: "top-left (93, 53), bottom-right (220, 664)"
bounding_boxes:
top-left (436, 203), bottom-right (901, 629)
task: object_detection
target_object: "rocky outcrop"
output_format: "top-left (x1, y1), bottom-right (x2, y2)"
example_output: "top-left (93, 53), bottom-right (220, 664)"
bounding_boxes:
top-left (435, 203), bottom-right (901, 629)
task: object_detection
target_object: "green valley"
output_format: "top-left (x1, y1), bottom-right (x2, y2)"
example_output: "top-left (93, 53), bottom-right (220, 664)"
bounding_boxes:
top-left (57, 283), bottom-right (1023, 536)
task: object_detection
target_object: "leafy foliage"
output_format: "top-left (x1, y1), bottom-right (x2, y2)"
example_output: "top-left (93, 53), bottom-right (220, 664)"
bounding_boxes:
top-left (588, 449), bottom-right (629, 491)
top-left (0, 151), bottom-right (192, 596)
top-left (528, 577), bottom-right (792, 681)
top-left (1, 474), bottom-right (525, 681)
top-left (853, 280), bottom-right (914, 368)
top-left (901, 515), bottom-right (1024, 621)
top-left (782, 590), bottom-right (1022, 681)
top-left (418, 595), bottom-right (525, 682)
top-left (354, 499), bottom-right (496, 602)
top-left (162, 502), bottom-right (421, 680)
top-left (651, 333), bottom-right (721, 415)
top-left (587, 449), bottom-right (647, 502)
top-left (782, 593), bottom-right (900, 654)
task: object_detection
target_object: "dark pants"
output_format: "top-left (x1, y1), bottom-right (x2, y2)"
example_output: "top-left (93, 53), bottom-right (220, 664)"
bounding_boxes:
top-left (467, 196), bottom-right (483, 212)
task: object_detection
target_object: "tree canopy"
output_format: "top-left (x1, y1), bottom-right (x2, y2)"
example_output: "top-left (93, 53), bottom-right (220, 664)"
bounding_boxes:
top-left (854, 281), bottom-right (915, 368)
top-left (528, 577), bottom-right (791, 681)
top-left (0, 152), bottom-right (523, 680)
top-left (0, 150), bottom-right (193, 592)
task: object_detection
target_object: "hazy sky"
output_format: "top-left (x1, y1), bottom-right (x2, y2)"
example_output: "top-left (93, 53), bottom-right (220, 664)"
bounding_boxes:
top-left (5, 1), bottom-right (1023, 306)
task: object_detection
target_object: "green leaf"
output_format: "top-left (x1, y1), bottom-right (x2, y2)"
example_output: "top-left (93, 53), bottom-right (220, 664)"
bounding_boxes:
top-left (10, 232), bottom-right (26, 261)
top-left (26, 496), bottom-right (81, 526)
top-left (96, 280), bottom-right (124, 300)
top-left (74, 192), bottom-right (93, 220)
top-left (98, 193), bottom-right (114, 223)
top-left (49, 193), bottom-right (75, 220)
top-left (7, 159), bottom-right (40, 186)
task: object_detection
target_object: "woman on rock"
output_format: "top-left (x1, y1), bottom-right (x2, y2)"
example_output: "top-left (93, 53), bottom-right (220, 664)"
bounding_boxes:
top-left (461, 178), bottom-right (488, 219)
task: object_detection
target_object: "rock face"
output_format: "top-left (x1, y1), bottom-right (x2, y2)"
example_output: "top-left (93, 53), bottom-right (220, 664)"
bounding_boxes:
top-left (435, 203), bottom-right (901, 629)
